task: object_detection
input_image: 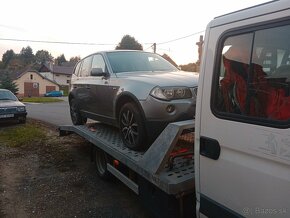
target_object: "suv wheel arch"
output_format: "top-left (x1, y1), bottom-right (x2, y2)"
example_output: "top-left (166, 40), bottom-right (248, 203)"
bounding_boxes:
top-left (115, 93), bottom-right (146, 123)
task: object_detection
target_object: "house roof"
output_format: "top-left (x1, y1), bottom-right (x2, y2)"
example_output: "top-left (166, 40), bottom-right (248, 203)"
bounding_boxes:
top-left (40, 63), bottom-right (74, 75)
top-left (16, 70), bottom-right (59, 86)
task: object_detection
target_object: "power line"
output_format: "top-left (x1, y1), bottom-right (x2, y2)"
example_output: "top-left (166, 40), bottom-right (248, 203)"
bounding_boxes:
top-left (0, 30), bottom-right (205, 48)
top-left (144, 44), bottom-right (154, 51)
top-left (156, 30), bottom-right (205, 45)
top-left (0, 38), bottom-right (117, 46)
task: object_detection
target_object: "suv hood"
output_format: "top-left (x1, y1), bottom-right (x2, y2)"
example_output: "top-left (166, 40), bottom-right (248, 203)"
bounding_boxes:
top-left (0, 100), bottom-right (25, 107)
top-left (115, 71), bottom-right (199, 87)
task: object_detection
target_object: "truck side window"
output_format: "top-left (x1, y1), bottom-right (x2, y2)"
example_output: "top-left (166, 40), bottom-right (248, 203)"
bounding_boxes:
top-left (214, 23), bottom-right (290, 123)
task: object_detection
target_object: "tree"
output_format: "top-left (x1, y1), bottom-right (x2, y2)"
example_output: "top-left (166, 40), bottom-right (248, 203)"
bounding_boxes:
top-left (6, 57), bottom-right (25, 72)
top-left (69, 56), bottom-right (81, 64)
top-left (115, 35), bottom-right (143, 50)
top-left (0, 72), bottom-right (19, 94)
top-left (20, 46), bottom-right (35, 65)
top-left (2, 49), bottom-right (15, 68)
top-left (35, 50), bottom-right (54, 65)
top-left (55, 54), bottom-right (67, 66)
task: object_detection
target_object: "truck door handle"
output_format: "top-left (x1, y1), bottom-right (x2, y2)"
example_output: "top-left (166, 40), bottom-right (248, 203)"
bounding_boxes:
top-left (200, 136), bottom-right (220, 160)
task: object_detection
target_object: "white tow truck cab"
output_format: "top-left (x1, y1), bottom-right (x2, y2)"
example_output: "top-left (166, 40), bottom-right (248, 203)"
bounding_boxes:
top-left (195, 0), bottom-right (290, 217)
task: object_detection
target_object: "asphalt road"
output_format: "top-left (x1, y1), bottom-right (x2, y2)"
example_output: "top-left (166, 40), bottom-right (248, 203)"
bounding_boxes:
top-left (25, 97), bottom-right (73, 126)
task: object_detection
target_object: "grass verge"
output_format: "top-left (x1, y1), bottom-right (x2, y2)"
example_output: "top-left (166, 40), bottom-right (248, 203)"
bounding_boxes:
top-left (0, 123), bottom-right (46, 147)
top-left (23, 97), bottom-right (63, 103)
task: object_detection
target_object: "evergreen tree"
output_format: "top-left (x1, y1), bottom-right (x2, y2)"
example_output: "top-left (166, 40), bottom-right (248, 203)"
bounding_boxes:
top-left (2, 49), bottom-right (15, 68)
top-left (0, 72), bottom-right (19, 94)
top-left (55, 54), bottom-right (67, 66)
top-left (35, 50), bottom-right (54, 65)
top-left (115, 35), bottom-right (143, 50)
top-left (20, 46), bottom-right (35, 65)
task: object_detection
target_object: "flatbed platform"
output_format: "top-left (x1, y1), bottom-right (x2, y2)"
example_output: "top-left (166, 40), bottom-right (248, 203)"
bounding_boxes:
top-left (59, 120), bottom-right (195, 195)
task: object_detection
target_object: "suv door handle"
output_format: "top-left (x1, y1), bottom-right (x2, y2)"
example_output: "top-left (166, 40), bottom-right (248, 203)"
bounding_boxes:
top-left (200, 136), bottom-right (220, 160)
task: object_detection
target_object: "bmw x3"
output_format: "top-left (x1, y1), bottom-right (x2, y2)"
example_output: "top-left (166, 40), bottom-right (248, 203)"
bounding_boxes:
top-left (69, 50), bottom-right (198, 150)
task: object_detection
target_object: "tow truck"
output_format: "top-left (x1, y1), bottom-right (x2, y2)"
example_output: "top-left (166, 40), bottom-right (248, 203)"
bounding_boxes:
top-left (60, 1), bottom-right (290, 217)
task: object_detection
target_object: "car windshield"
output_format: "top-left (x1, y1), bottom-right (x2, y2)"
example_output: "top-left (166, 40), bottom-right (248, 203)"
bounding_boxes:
top-left (0, 90), bottom-right (18, 101)
top-left (107, 51), bottom-right (178, 73)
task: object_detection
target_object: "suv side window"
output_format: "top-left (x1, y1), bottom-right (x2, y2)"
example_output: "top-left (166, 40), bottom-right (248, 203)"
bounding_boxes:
top-left (80, 56), bottom-right (93, 77)
top-left (74, 61), bottom-right (82, 76)
top-left (213, 22), bottom-right (290, 124)
top-left (92, 54), bottom-right (107, 74)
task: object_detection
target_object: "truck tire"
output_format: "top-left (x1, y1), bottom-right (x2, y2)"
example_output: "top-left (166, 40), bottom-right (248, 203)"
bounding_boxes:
top-left (95, 148), bottom-right (112, 180)
top-left (70, 99), bottom-right (87, 125)
top-left (119, 102), bottom-right (147, 150)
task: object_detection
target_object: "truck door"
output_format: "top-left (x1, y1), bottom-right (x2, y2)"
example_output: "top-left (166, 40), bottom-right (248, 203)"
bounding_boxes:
top-left (196, 20), bottom-right (290, 217)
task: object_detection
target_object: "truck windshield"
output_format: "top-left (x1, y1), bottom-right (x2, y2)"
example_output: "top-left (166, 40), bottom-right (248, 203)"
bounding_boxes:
top-left (107, 51), bottom-right (178, 74)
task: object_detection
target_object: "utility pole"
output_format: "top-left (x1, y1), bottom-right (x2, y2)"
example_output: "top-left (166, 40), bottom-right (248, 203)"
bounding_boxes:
top-left (196, 35), bottom-right (204, 72)
top-left (153, 43), bottom-right (156, 53)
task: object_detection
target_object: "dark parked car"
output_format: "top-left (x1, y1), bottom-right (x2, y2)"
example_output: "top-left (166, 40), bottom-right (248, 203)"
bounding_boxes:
top-left (44, 90), bottom-right (63, 97)
top-left (69, 50), bottom-right (198, 150)
top-left (0, 89), bottom-right (27, 123)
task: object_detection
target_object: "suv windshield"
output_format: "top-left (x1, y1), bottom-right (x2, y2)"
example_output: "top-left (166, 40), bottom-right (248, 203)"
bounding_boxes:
top-left (0, 90), bottom-right (18, 101)
top-left (107, 51), bottom-right (178, 73)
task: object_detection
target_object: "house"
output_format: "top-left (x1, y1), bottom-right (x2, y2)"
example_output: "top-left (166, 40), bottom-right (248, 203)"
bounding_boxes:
top-left (14, 70), bottom-right (59, 97)
top-left (39, 63), bottom-right (74, 87)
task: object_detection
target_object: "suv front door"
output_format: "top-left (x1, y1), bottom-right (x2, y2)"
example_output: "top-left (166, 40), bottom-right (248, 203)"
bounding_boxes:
top-left (88, 54), bottom-right (118, 125)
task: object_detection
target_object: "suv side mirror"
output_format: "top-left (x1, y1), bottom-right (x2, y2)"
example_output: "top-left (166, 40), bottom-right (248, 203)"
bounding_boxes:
top-left (91, 68), bottom-right (108, 77)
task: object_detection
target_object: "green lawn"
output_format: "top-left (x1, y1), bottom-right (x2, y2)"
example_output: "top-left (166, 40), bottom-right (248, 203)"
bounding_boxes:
top-left (23, 97), bottom-right (63, 103)
top-left (0, 123), bottom-right (46, 147)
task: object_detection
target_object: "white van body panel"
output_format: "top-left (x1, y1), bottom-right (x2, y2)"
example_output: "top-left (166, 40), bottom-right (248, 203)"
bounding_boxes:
top-left (196, 1), bottom-right (290, 217)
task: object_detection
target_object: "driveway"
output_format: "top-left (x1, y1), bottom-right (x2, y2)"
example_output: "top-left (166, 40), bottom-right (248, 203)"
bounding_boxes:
top-left (25, 98), bottom-right (72, 126)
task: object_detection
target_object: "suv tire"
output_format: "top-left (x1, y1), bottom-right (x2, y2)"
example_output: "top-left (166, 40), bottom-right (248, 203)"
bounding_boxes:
top-left (70, 99), bottom-right (87, 125)
top-left (119, 102), bottom-right (147, 150)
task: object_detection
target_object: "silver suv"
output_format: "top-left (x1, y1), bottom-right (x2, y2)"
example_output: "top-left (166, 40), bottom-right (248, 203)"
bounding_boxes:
top-left (69, 50), bottom-right (198, 150)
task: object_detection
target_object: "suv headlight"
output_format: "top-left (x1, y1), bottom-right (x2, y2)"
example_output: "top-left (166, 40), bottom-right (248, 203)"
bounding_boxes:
top-left (190, 87), bottom-right (198, 102)
top-left (17, 106), bottom-right (26, 112)
top-left (150, 86), bottom-right (192, 101)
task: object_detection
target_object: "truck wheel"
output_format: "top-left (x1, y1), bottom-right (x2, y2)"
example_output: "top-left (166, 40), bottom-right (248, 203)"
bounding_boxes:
top-left (70, 99), bottom-right (87, 125)
top-left (119, 102), bottom-right (147, 150)
top-left (95, 148), bottom-right (112, 180)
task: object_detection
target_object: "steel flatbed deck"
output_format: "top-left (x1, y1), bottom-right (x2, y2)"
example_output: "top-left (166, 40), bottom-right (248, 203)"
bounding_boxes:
top-left (59, 120), bottom-right (195, 195)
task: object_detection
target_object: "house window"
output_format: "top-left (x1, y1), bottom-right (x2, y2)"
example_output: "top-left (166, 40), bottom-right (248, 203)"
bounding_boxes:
top-left (67, 80), bottom-right (70, 84)
top-left (55, 74), bottom-right (60, 77)
top-left (30, 74), bottom-right (33, 80)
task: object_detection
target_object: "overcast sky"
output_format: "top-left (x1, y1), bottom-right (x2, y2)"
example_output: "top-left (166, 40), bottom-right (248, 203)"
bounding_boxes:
top-left (0, 0), bottom-right (269, 65)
